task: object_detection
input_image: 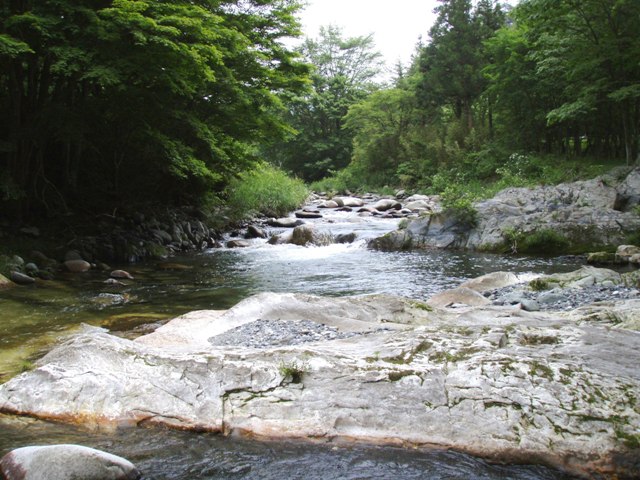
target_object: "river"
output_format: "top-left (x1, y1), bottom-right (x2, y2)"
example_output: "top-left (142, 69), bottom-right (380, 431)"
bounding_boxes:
top-left (0, 206), bottom-right (584, 479)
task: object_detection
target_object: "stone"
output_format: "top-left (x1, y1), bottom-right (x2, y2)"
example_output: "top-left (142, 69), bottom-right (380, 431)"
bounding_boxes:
top-left (427, 287), bottom-right (491, 308)
top-left (289, 225), bottom-right (331, 247)
top-left (616, 244), bottom-right (640, 262)
top-left (0, 289), bottom-right (638, 478)
top-left (587, 251), bottom-right (621, 265)
top-left (267, 217), bottom-right (304, 228)
top-left (110, 270), bottom-right (134, 280)
top-left (64, 250), bottom-right (83, 262)
top-left (24, 263), bottom-right (39, 276)
top-left (373, 199), bottom-right (402, 212)
top-left (404, 200), bottom-right (433, 212)
top-left (335, 232), bottom-right (357, 244)
top-left (318, 200), bottom-right (339, 209)
top-left (245, 225), bottom-right (267, 239)
top-left (0, 290), bottom-right (640, 478)
top-left (9, 271), bottom-right (35, 285)
top-left (64, 260), bottom-right (91, 273)
top-left (519, 299), bottom-right (541, 312)
top-left (295, 211), bottom-right (323, 219)
top-left (0, 273), bottom-right (14, 288)
top-left (460, 271), bottom-right (520, 293)
top-left (226, 240), bottom-right (251, 248)
top-left (376, 168), bottom-right (640, 253)
top-left (335, 197), bottom-right (365, 208)
top-left (0, 444), bottom-right (141, 480)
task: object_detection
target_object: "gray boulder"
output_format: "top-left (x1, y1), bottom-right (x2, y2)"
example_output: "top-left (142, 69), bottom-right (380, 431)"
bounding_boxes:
top-left (0, 444), bottom-right (140, 480)
top-left (374, 168), bottom-right (640, 253)
top-left (373, 199), bottom-right (402, 212)
top-left (245, 225), bottom-right (267, 239)
top-left (9, 271), bottom-right (35, 285)
top-left (64, 260), bottom-right (91, 273)
top-left (267, 217), bottom-right (304, 228)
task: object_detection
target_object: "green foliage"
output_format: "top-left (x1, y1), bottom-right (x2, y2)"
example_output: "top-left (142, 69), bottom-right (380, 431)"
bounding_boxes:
top-left (227, 163), bottom-right (308, 220)
top-left (520, 229), bottom-right (570, 254)
top-left (0, 0), bottom-right (309, 218)
top-left (440, 184), bottom-right (478, 227)
top-left (528, 278), bottom-right (551, 291)
top-left (278, 359), bottom-right (309, 384)
top-left (266, 25), bottom-right (384, 182)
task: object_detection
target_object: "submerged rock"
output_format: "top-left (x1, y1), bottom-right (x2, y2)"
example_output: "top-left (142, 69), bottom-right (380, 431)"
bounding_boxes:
top-left (0, 284), bottom-right (639, 478)
top-left (0, 444), bottom-right (141, 480)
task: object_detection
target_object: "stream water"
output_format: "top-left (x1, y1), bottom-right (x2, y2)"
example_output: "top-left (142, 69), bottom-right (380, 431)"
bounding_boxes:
top-left (0, 207), bottom-right (585, 479)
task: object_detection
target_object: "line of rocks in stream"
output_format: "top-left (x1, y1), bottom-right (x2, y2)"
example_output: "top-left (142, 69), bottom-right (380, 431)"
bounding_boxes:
top-left (225, 191), bottom-right (441, 248)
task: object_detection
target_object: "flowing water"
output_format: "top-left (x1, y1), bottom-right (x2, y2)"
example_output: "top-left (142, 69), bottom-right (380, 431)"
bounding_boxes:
top-left (0, 207), bottom-right (585, 479)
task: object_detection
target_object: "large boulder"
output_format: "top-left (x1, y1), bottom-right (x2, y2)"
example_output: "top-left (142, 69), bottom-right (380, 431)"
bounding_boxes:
top-left (0, 444), bottom-right (140, 480)
top-left (0, 287), bottom-right (639, 478)
top-left (373, 168), bottom-right (640, 253)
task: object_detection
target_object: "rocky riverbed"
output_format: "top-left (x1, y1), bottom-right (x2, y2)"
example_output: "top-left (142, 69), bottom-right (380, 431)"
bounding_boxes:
top-left (1, 267), bottom-right (639, 479)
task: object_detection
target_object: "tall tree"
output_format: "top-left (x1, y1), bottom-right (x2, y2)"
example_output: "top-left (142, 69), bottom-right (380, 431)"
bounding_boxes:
top-left (417, 0), bottom-right (483, 133)
top-left (0, 0), bottom-right (308, 218)
top-left (269, 25), bottom-right (383, 181)
top-left (487, 0), bottom-right (640, 162)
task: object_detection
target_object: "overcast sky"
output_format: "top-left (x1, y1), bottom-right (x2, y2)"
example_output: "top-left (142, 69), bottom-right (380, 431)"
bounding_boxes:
top-left (296, 0), bottom-right (439, 73)
top-left (296, 0), bottom-right (517, 75)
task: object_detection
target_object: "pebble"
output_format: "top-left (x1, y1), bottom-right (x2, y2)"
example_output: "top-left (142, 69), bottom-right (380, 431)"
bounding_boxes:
top-left (209, 319), bottom-right (388, 348)
top-left (488, 284), bottom-right (640, 311)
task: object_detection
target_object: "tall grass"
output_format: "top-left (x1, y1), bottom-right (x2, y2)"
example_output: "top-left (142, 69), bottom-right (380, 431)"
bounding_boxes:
top-left (227, 163), bottom-right (309, 220)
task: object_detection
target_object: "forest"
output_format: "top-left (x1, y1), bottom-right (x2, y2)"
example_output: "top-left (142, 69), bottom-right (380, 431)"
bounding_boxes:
top-left (1, 0), bottom-right (639, 222)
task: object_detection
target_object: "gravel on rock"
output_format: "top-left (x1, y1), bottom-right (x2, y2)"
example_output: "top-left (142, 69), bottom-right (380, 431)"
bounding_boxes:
top-left (487, 283), bottom-right (640, 311)
top-left (208, 318), bottom-right (389, 348)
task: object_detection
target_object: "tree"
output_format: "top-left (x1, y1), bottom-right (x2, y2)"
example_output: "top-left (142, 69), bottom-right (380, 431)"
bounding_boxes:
top-left (269, 25), bottom-right (383, 181)
top-left (0, 0), bottom-right (309, 218)
top-left (417, 0), bottom-right (483, 134)
top-left (487, 0), bottom-right (640, 162)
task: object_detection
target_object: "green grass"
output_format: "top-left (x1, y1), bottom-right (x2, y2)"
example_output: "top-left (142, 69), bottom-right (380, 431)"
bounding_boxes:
top-left (227, 163), bottom-right (309, 220)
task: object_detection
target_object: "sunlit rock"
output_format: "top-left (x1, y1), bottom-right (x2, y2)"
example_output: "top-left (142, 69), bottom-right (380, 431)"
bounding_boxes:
top-left (0, 444), bottom-right (140, 480)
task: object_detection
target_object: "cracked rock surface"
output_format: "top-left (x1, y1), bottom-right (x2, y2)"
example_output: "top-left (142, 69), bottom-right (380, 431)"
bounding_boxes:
top-left (0, 273), bottom-right (639, 479)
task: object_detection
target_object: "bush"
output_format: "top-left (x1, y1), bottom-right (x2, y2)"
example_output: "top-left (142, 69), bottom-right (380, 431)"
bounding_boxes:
top-left (520, 228), bottom-right (570, 254)
top-left (227, 163), bottom-right (308, 220)
top-left (440, 184), bottom-right (478, 227)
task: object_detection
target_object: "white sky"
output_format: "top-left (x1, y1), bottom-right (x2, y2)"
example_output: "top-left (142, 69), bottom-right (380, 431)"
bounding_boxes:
top-left (296, 1), bottom-right (518, 76)
top-left (296, 0), bottom-right (439, 73)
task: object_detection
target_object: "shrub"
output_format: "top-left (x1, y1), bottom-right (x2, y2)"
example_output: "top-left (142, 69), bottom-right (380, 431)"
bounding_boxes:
top-left (520, 228), bottom-right (570, 254)
top-left (440, 184), bottom-right (478, 227)
top-left (227, 163), bottom-right (308, 220)
top-left (278, 359), bottom-right (309, 384)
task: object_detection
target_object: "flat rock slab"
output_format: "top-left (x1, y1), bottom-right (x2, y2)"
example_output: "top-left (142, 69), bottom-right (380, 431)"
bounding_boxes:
top-left (0, 292), bottom-right (639, 479)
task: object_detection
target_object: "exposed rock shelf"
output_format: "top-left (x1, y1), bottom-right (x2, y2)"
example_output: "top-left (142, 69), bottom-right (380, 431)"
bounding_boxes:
top-left (1, 269), bottom-right (639, 479)
top-left (370, 167), bottom-right (640, 253)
